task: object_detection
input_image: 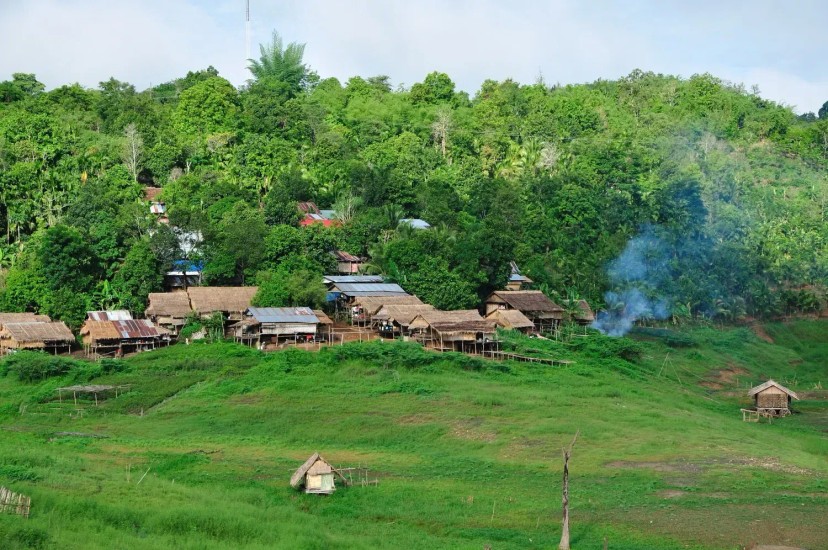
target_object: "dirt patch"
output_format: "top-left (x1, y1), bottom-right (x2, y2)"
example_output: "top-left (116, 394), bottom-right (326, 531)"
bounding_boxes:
top-left (701, 364), bottom-right (750, 389)
top-left (605, 456), bottom-right (812, 476)
top-left (658, 489), bottom-right (686, 499)
top-left (397, 414), bottom-right (437, 425)
top-left (228, 393), bottom-right (264, 405)
top-left (451, 418), bottom-right (496, 443)
top-left (750, 323), bottom-right (775, 344)
top-left (605, 460), bottom-right (703, 473)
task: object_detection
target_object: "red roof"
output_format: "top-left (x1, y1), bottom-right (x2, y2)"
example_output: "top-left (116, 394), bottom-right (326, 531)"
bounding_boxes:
top-left (300, 214), bottom-right (337, 227)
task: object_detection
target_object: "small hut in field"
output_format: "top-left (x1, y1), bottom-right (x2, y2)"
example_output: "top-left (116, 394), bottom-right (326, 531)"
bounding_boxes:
top-left (289, 453), bottom-right (346, 494)
top-left (0, 321), bottom-right (75, 354)
top-left (566, 299), bottom-right (595, 326)
top-left (486, 309), bottom-right (535, 333)
top-left (748, 380), bottom-right (799, 416)
top-left (372, 304), bottom-right (436, 336)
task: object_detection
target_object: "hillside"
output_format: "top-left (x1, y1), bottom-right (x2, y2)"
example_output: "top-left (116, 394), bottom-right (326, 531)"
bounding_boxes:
top-left (2, 43), bottom-right (828, 327)
top-left (0, 320), bottom-right (825, 549)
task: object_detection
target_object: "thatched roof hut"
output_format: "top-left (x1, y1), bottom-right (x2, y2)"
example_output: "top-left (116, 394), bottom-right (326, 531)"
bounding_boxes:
top-left (145, 291), bottom-right (192, 323)
top-left (748, 380), bottom-right (799, 416)
top-left (484, 290), bottom-right (564, 332)
top-left (80, 319), bottom-right (170, 354)
top-left (486, 309), bottom-right (534, 332)
top-left (289, 453), bottom-right (346, 494)
top-left (0, 321), bottom-right (75, 352)
top-left (409, 310), bottom-right (497, 352)
top-left (564, 299), bottom-right (595, 325)
top-left (187, 287), bottom-right (258, 318)
top-left (0, 313), bottom-right (51, 329)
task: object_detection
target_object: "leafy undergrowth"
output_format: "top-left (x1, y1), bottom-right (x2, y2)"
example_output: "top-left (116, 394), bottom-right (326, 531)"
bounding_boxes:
top-left (0, 321), bottom-right (825, 549)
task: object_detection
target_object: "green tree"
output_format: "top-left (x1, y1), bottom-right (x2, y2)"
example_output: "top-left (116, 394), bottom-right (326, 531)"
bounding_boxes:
top-left (247, 31), bottom-right (315, 95)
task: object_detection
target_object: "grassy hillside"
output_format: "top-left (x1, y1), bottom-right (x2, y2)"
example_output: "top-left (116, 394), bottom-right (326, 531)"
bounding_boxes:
top-left (0, 321), bottom-right (826, 549)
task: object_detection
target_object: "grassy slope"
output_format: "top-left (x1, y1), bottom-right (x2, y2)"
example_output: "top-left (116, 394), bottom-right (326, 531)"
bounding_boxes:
top-left (0, 321), bottom-right (825, 550)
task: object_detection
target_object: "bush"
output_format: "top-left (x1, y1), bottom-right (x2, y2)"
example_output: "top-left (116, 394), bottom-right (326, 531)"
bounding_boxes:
top-left (1, 351), bottom-right (84, 382)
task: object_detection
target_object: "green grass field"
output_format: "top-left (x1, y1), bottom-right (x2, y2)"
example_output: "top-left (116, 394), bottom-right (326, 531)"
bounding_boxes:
top-left (0, 320), bottom-right (826, 549)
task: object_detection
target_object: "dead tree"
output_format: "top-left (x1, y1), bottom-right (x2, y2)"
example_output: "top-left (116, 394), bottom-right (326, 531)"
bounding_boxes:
top-left (559, 430), bottom-right (579, 550)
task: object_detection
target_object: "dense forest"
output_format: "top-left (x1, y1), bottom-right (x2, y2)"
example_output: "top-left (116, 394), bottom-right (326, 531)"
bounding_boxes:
top-left (0, 32), bottom-right (826, 329)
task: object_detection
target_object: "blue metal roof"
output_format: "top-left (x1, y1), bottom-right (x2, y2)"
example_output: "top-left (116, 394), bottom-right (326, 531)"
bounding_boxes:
top-left (331, 282), bottom-right (407, 294)
top-left (246, 307), bottom-right (320, 324)
top-left (323, 275), bottom-right (384, 284)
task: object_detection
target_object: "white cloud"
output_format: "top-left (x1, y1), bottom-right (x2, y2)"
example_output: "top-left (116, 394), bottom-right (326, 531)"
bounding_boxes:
top-left (0, 0), bottom-right (824, 112)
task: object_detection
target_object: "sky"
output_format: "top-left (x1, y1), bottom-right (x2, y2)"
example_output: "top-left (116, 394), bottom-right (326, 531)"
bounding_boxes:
top-left (0, 0), bottom-right (825, 113)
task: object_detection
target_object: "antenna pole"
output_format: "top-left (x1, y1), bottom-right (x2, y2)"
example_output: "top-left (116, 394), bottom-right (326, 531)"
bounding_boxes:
top-left (245, 0), bottom-right (251, 66)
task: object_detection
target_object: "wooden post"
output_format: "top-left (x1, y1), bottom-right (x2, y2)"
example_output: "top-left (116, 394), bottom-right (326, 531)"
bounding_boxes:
top-left (559, 430), bottom-right (579, 550)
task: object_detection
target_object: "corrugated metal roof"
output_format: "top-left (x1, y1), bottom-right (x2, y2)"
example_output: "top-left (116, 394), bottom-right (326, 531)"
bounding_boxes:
top-left (87, 310), bottom-right (133, 321)
top-left (112, 319), bottom-right (169, 338)
top-left (323, 275), bottom-right (383, 284)
top-left (246, 307), bottom-right (320, 324)
top-left (332, 282), bottom-right (407, 293)
top-left (399, 218), bottom-right (431, 229)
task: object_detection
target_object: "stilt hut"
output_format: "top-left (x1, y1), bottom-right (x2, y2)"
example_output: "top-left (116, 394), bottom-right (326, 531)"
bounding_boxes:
top-left (289, 453), bottom-right (346, 494)
top-left (145, 291), bottom-right (193, 334)
top-left (80, 319), bottom-right (170, 356)
top-left (409, 310), bottom-right (498, 353)
top-left (233, 307), bottom-right (321, 347)
top-left (486, 309), bottom-right (535, 333)
top-left (0, 321), bottom-right (75, 354)
top-left (484, 290), bottom-right (565, 333)
top-left (748, 380), bottom-right (799, 417)
top-left (0, 313), bottom-right (52, 329)
top-left (186, 286), bottom-right (258, 323)
top-left (372, 304), bottom-right (436, 337)
top-left (566, 299), bottom-right (595, 326)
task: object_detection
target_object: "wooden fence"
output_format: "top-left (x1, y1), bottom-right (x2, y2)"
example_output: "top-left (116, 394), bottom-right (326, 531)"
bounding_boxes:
top-left (0, 486), bottom-right (31, 518)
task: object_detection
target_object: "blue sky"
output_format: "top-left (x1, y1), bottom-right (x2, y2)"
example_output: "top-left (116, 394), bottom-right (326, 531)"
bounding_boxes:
top-left (1, 0), bottom-right (825, 113)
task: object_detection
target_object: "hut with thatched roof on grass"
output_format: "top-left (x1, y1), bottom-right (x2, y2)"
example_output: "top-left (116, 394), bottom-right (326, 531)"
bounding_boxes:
top-left (290, 453), bottom-right (347, 494)
top-left (409, 310), bottom-right (498, 353)
top-left (187, 286), bottom-right (258, 321)
top-left (80, 316), bottom-right (170, 357)
top-left (0, 321), bottom-right (75, 354)
top-left (372, 304), bottom-right (436, 337)
top-left (145, 291), bottom-right (193, 334)
top-left (748, 380), bottom-right (799, 417)
top-left (486, 309), bottom-right (535, 333)
top-left (484, 290), bottom-right (564, 333)
top-left (566, 299), bottom-right (595, 326)
top-left (0, 313), bottom-right (52, 330)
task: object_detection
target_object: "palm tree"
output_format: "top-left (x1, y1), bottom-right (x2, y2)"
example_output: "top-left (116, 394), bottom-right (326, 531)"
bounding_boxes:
top-left (247, 31), bottom-right (312, 95)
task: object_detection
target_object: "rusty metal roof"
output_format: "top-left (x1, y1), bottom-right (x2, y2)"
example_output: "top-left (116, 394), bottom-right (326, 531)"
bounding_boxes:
top-left (87, 310), bottom-right (133, 321)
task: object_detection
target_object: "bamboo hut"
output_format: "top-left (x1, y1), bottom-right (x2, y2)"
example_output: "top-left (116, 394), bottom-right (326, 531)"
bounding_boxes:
top-left (409, 310), bottom-right (498, 353)
top-left (566, 299), bottom-right (595, 325)
top-left (748, 380), bottom-right (799, 416)
top-left (0, 313), bottom-right (52, 329)
top-left (290, 453), bottom-right (346, 494)
top-left (80, 319), bottom-right (170, 356)
top-left (233, 307), bottom-right (321, 346)
top-left (486, 309), bottom-right (535, 333)
top-left (331, 250), bottom-right (364, 274)
top-left (484, 290), bottom-right (565, 332)
top-left (0, 321), bottom-right (75, 354)
top-left (145, 291), bottom-right (193, 334)
top-left (187, 286), bottom-right (258, 321)
top-left (372, 304), bottom-right (436, 337)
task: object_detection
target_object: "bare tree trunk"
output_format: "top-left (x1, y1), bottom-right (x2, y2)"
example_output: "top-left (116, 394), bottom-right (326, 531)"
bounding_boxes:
top-left (559, 430), bottom-right (579, 550)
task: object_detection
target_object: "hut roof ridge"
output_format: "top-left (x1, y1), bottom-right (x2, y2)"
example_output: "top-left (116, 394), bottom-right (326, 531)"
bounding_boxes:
top-left (747, 379), bottom-right (799, 400)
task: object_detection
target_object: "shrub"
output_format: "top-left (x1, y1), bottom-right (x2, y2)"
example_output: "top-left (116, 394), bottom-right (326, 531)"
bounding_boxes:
top-left (1, 351), bottom-right (84, 382)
